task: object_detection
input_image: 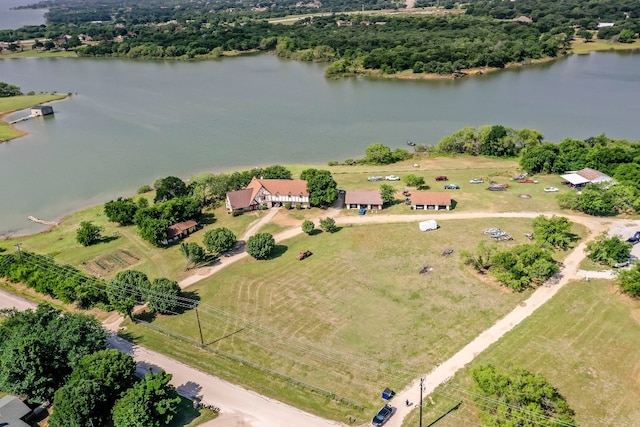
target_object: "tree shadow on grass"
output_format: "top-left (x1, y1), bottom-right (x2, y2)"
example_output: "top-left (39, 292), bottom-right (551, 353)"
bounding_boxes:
top-left (100, 235), bottom-right (120, 244)
top-left (199, 212), bottom-right (217, 226)
top-left (309, 229), bottom-right (323, 236)
top-left (135, 309), bottom-right (157, 323)
top-left (174, 291), bottom-right (200, 315)
top-left (450, 199), bottom-right (458, 210)
top-left (268, 244), bottom-right (288, 259)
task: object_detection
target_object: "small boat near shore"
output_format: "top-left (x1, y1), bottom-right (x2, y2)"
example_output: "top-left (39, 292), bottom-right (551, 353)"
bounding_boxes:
top-left (407, 140), bottom-right (416, 146)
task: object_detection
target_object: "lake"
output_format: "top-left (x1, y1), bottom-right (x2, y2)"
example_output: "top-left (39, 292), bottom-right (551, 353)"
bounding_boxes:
top-left (0, 0), bottom-right (46, 30)
top-left (1, 51), bottom-right (640, 236)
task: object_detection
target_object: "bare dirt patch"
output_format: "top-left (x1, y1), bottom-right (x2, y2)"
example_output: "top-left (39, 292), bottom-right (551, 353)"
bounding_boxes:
top-left (84, 249), bottom-right (141, 276)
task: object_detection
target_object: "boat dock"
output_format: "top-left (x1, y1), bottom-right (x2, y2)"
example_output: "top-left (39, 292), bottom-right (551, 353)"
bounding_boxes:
top-left (9, 114), bottom-right (36, 124)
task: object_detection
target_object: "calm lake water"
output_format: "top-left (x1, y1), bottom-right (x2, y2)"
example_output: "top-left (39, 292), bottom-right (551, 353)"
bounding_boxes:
top-left (1, 51), bottom-right (640, 236)
top-left (0, 0), bottom-right (46, 30)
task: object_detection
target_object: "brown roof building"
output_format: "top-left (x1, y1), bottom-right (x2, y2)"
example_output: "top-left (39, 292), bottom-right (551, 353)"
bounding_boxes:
top-left (163, 220), bottom-right (199, 245)
top-left (226, 177), bottom-right (310, 212)
top-left (410, 192), bottom-right (452, 210)
top-left (345, 191), bottom-right (383, 210)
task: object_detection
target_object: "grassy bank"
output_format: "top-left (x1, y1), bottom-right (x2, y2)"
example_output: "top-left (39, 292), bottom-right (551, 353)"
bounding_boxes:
top-left (0, 93), bottom-right (67, 142)
top-left (119, 217), bottom-right (585, 421)
top-left (402, 278), bottom-right (640, 427)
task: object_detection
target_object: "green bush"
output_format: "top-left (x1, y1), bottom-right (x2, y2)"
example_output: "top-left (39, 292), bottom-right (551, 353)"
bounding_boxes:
top-left (284, 202), bottom-right (292, 209)
top-left (137, 185), bottom-right (152, 194)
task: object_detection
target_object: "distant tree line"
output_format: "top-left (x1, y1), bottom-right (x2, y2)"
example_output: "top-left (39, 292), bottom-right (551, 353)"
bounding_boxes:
top-left (466, 0), bottom-right (640, 41)
top-left (0, 82), bottom-right (22, 97)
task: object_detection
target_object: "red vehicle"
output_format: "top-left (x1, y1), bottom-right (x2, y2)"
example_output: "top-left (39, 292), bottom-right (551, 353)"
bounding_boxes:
top-left (435, 175), bottom-right (448, 181)
top-left (297, 250), bottom-right (312, 260)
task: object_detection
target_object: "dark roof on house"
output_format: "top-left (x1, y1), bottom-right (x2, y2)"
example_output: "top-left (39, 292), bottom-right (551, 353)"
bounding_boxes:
top-left (411, 192), bottom-right (452, 206)
top-left (345, 191), bottom-right (383, 205)
top-left (0, 396), bottom-right (31, 427)
top-left (31, 105), bottom-right (50, 110)
top-left (226, 188), bottom-right (255, 210)
top-left (166, 220), bottom-right (198, 239)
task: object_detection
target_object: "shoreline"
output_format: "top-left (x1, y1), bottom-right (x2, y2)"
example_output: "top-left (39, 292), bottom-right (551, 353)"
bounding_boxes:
top-left (0, 94), bottom-right (69, 143)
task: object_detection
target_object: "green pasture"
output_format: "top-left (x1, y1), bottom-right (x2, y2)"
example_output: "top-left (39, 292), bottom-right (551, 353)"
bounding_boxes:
top-left (0, 94), bottom-right (67, 141)
top-left (402, 279), bottom-right (640, 427)
top-left (119, 217), bottom-right (585, 421)
top-left (1, 198), bottom-right (260, 282)
top-left (571, 38), bottom-right (640, 54)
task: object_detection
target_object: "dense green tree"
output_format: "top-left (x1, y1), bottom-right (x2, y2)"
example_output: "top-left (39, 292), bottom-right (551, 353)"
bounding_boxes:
top-left (532, 215), bottom-right (574, 250)
top-left (261, 165), bottom-right (292, 179)
top-left (49, 378), bottom-right (105, 427)
top-left (104, 197), bottom-right (138, 225)
top-left (107, 270), bottom-right (150, 317)
top-left (519, 143), bottom-right (559, 173)
top-left (76, 221), bottom-right (103, 246)
top-left (111, 371), bottom-right (181, 427)
top-left (0, 82), bottom-right (22, 97)
top-left (179, 242), bottom-right (206, 270)
top-left (614, 163), bottom-right (640, 191)
top-left (246, 233), bottom-right (275, 260)
top-left (136, 216), bottom-right (169, 247)
top-left (471, 364), bottom-right (576, 427)
top-left (203, 227), bottom-right (237, 255)
top-left (490, 244), bottom-right (559, 291)
top-left (402, 174), bottom-right (425, 188)
top-left (300, 168), bottom-right (338, 207)
top-left (364, 143), bottom-right (394, 164)
top-left (70, 350), bottom-right (137, 405)
top-left (380, 184), bottom-right (396, 205)
top-left (154, 176), bottom-right (189, 203)
top-left (481, 125), bottom-right (517, 157)
top-left (148, 278), bottom-right (182, 314)
top-left (0, 304), bottom-right (106, 402)
top-left (586, 232), bottom-right (632, 266)
top-left (618, 265), bottom-right (640, 297)
top-left (319, 217), bottom-right (338, 233)
top-left (302, 219), bottom-right (315, 235)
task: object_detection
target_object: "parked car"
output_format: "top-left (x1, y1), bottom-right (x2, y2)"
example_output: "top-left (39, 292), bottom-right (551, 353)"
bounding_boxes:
top-left (385, 175), bottom-right (400, 181)
top-left (372, 404), bottom-right (393, 426)
top-left (517, 179), bottom-right (538, 184)
top-left (627, 231), bottom-right (640, 244)
top-left (358, 208), bottom-right (366, 215)
top-left (613, 260), bottom-right (630, 268)
top-left (513, 174), bottom-right (528, 180)
top-left (487, 185), bottom-right (507, 191)
top-left (368, 176), bottom-right (383, 182)
top-left (402, 190), bottom-right (411, 196)
top-left (435, 175), bottom-right (448, 181)
top-left (544, 187), bottom-right (559, 192)
top-left (296, 250), bottom-right (312, 260)
top-left (469, 178), bottom-right (484, 184)
top-left (444, 184), bottom-right (460, 190)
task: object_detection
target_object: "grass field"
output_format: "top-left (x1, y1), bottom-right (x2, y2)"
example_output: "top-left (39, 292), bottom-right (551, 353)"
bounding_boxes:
top-left (402, 278), bottom-right (640, 427)
top-left (1, 156), bottom-right (574, 281)
top-left (571, 38), bottom-right (640, 54)
top-left (118, 217), bottom-right (585, 421)
top-left (1, 197), bottom-right (261, 282)
top-left (0, 94), bottom-right (67, 141)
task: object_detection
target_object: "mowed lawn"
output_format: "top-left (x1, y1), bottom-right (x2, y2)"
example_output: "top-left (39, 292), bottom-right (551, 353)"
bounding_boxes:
top-left (293, 156), bottom-right (574, 214)
top-left (402, 279), bottom-right (640, 427)
top-left (120, 217), bottom-right (564, 421)
top-left (1, 198), bottom-right (260, 282)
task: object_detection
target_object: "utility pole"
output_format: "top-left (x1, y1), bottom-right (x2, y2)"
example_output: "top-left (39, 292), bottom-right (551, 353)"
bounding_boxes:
top-left (195, 305), bottom-right (204, 346)
top-left (419, 377), bottom-right (424, 427)
top-left (14, 243), bottom-right (23, 263)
